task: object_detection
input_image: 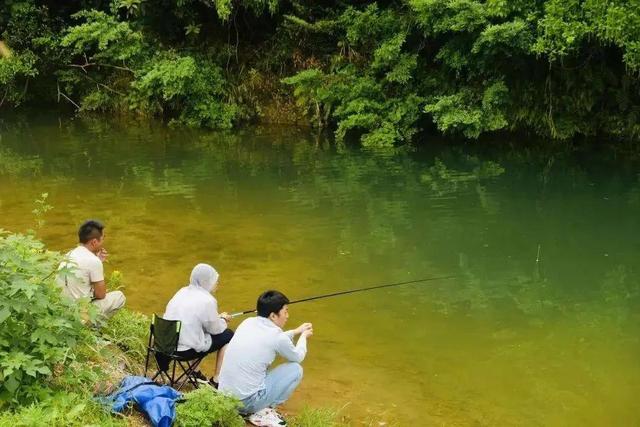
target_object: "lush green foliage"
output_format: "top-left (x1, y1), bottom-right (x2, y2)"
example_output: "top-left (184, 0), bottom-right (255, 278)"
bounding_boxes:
top-left (58, 9), bottom-right (238, 127)
top-left (0, 213), bottom-right (135, 424)
top-left (0, 229), bottom-right (85, 406)
top-left (175, 387), bottom-right (244, 427)
top-left (2, 0), bottom-right (640, 143)
top-left (0, 50), bottom-right (37, 107)
top-left (283, 4), bottom-right (425, 146)
top-left (282, 0), bottom-right (640, 144)
top-left (132, 53), bottom-right (238, 128)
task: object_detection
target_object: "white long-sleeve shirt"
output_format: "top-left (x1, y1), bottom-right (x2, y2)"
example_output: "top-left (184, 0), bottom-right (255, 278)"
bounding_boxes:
top-left (219, 316), bottom-right (307, 399)
top-left (163, 285), bottom-right (227, 352)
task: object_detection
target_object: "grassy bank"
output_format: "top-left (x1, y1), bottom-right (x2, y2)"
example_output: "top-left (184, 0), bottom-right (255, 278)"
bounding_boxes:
top-left (0, 229), bottom-right (346, 426)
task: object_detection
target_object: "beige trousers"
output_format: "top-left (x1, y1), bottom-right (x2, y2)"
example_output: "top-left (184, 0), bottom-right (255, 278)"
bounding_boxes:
top-left (92, 290), bottom-right (126, 319)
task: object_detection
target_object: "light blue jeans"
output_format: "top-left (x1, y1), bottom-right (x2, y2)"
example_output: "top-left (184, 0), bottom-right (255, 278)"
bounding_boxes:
top-left (240, 362), bottom-right (303, 414)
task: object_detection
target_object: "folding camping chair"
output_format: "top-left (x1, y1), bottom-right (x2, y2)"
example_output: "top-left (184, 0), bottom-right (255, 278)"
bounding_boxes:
top-left (143, 314), bottom-right (206, 391)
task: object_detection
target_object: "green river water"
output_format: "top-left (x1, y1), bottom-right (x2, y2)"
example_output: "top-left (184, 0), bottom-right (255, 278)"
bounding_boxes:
top-left (0, 114), bottom-right (639, 426)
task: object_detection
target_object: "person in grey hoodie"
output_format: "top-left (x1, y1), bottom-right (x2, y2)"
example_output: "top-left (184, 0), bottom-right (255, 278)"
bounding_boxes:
top-left (164, 263), bottom-right (233, 385)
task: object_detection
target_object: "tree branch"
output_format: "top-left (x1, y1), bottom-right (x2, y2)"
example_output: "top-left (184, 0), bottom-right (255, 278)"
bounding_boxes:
top-left (96, 63), bottom-right (135, 73)
top-left (68, 63), bottom-right (93, 73)
top-left (68, 62), bottom-right (135, 73)
top-left (68, 55), bottom-right (134, 74)
top-left (79, 73), bottom-right (125, 96)
top-left (57, 81), bottom-right (80, 110)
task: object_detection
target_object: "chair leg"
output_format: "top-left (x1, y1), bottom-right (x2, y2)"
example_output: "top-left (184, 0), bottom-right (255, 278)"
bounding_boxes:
top-left (174, 361), bottom-right (192, 391)
top-left (144, 326), bottom-right (153, 377)
top-left (144, 353), bottom-right (154, 378)
top-left (185, 360), bottom-right (201, 388)
top-left (148, 356), bottom-right (206, 391)
top-left (174, 358), bottom-right (205, 391)
top-left (150, 359), bottom-right (169, 384)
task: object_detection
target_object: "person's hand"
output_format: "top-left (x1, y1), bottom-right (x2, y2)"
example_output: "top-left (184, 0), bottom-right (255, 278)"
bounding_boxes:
top-left (220, 312), bottom-right (232, 322)
top-left (295, 322), bottom-right (313, 335)
top-left (97, 248), bottom-right (108, 262)
top-left (301, 326), bottom-right (313, 339)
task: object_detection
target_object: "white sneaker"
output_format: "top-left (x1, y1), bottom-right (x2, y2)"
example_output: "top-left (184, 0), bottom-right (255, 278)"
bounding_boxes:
top-left (247, 408), bottom-right (286, 426)
top-left (265, 408), bottom-right (287, 426)
top-left (247, 409), bottom-right (273, 427)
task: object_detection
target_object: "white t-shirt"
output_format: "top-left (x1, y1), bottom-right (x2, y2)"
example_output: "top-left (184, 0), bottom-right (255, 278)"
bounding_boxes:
top-left (56, 246), bottom-right (104, 300)
top-left (163, 285), bottom-right (228, 352)
top-left (218, 316), bottom-right (307, 400)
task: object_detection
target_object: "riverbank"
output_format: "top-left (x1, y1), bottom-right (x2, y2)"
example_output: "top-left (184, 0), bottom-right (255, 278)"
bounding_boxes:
top-left (0, 230), bottom-right (345, 426)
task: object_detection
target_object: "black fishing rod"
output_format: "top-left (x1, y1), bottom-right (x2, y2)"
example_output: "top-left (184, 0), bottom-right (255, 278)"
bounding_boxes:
top-left (229, 274), bottom-right (458, 318)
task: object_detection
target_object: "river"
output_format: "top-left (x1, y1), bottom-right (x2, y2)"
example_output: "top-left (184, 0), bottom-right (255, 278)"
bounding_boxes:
top-left (0, 114), bottom-right (638, 425)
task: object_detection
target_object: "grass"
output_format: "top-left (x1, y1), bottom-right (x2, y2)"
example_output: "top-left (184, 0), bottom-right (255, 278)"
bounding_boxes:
top-left (100, 308), bottom-right (150, 368)
top-left (288, 406), bottom-right (350, 427)
top-left (0, 391), bottom-right (124, 427)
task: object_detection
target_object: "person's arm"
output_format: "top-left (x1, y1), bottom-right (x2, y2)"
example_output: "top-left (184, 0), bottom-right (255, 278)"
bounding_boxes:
top-left (275, 325), bottom-right (313, 363)
top-left (89, 258), bottom-right (106, 300)
top-left (275, 333), bottom-right (306, 363)
top-left (92, 280), bottom-right (106, 299)
top-left (202, 299), bottom-right (228, 335)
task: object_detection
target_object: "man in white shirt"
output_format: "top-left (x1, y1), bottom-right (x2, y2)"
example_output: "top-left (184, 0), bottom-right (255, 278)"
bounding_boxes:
top-left (163, 263), bottom-right (234, 386)
top-left (219, 290), bottom-right (313, 426)
top-left (56, 220), bottom-right (125, 321)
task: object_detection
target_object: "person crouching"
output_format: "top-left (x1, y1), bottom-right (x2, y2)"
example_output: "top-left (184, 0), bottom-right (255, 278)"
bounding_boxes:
top-left (219, 290), bottom-right (313, 426)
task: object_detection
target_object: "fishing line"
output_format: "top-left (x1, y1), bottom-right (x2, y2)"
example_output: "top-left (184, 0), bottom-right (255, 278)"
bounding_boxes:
top-left (229, 274), bottom-right (458, 318)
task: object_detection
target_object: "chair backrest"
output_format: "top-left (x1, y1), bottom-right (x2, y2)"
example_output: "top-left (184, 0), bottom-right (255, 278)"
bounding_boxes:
top-left (151, 314), bottom-right (182, 355)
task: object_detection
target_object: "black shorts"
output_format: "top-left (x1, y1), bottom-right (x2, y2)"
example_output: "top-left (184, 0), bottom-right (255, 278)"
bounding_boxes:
top-left (174, 328), bottom-right (234, 359)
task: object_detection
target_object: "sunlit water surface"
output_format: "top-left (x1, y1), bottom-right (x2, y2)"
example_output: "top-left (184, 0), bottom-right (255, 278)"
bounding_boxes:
top-left (1, 115), bottom-right (639, 426)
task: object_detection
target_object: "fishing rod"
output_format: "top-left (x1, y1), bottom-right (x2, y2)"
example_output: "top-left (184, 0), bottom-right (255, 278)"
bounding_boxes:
top-left (228, 274), bottom-right (458, 318)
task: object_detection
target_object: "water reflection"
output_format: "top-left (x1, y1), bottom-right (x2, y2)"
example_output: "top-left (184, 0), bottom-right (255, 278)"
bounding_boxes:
top-left (0, 114), bottom-right (639, 425)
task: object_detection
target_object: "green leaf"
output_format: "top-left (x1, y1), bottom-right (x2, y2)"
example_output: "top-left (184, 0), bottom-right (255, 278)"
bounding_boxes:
top-left (3, 374), bottom-right (20, 394)
top-left (0, 307), bottom-right (10, 324)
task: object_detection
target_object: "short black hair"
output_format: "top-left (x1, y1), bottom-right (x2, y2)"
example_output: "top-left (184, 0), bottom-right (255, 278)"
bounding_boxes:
top-left (78, 220), bottom-right (105, 244)
top-left (257, 290), bottom-right (290, 318)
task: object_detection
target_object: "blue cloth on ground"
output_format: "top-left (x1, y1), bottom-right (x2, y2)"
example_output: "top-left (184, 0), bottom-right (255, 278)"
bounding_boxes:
top-left (103, 375), bottom-right (181, 427)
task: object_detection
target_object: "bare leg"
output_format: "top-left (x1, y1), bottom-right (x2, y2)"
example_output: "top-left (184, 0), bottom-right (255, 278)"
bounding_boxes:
top-left (212, 344), bottom-right (228, 383)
